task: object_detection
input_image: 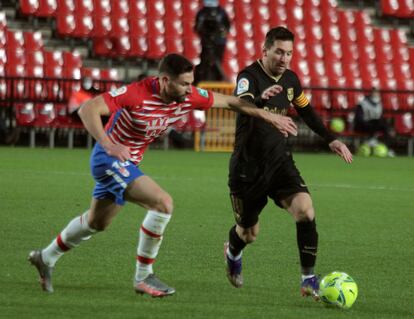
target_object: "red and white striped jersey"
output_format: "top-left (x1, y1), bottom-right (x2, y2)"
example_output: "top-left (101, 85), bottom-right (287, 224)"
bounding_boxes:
top-left (102, 77), bottom-right (214, 165)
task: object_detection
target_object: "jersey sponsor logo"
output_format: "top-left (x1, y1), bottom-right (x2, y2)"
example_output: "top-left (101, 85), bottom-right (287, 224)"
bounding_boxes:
top-left (109, 86), bottom-right (127, 97)
top-left (236, 78), bottom-right (249, 95)
top-left (287, 88), bottom-right (294, 101)
top-left (196, 88), bottom-right (209, 98)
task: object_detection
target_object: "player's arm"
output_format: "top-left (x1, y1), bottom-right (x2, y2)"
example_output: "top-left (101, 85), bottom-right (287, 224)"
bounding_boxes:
top-left (78, 95), bottom-right (130, 162)
top-left (211, 92), bottom-right (297, 137)
top-left (296, 105), bottom-right (353, 163)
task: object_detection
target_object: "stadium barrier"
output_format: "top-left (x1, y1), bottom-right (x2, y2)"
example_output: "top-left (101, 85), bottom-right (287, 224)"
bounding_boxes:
top-left (196, 82), bottom-right (414, 155)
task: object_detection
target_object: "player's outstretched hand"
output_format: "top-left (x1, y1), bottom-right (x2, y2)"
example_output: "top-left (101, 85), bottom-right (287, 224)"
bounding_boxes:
top-left (105, 142), bottom-right (131, 162)
top-left (329, 140), bottom-right (353, 163)
top-left (261, 84), bottom-right (283, 100)
top-left (264, 113), bottom-right (298, 137)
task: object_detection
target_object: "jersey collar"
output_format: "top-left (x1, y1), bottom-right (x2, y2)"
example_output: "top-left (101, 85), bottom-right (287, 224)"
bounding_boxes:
top-left (257, 59), bottom-right (283, 82)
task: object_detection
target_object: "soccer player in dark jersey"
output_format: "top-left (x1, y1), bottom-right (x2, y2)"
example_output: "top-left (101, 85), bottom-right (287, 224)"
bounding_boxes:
top-left (28, 53), bottom-right (298, 297)
top-left (224, 27), bottom-right (353, 299)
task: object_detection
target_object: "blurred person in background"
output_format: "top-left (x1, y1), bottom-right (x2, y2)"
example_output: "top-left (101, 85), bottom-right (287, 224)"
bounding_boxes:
top-left (353, 87), bottom-right (395, 156)
top-left (194, 0), bottom-right (230, 83)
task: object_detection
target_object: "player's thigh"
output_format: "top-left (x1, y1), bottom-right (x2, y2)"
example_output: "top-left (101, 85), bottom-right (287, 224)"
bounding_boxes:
top-left (88, 198), bottom-right (123, 231)
top-left (281, 192), bottom-right (315, 221)
top-left (124, 175), bottom-right (173, 214)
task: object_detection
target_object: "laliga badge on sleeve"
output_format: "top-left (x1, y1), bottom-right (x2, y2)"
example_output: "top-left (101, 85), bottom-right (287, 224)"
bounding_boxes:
top-left (236, 78), bottom-right (249, 95)
top-left (196, 87), bottom-right (209, 98)
top-left (109, 86), bottom-right (127, 97)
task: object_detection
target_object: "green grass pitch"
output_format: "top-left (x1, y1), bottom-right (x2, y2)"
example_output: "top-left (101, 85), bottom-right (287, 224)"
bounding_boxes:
top-left (0, 147), bottom-right (413, 319)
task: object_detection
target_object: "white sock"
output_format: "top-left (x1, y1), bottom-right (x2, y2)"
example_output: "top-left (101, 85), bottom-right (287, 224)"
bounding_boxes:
top-left (301, 274), bottom-right (316, 281)
top-left (226, 247), bottom-right (242, 261)
top-left (42, 211), bottom-right (96, 267)
top-left (135, 210), bottom-right (171, 281)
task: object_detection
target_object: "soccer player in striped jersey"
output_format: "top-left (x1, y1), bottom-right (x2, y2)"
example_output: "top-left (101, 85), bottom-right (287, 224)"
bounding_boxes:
top-left (224, 27), bottom-right (353, 299)
top-left (28, 53), bottom-right (298, 297)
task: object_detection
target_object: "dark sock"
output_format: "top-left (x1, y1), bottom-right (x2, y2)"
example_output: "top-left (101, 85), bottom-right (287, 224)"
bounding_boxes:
top-left (228, 225), bottom-right (246, 257)
top-left (296, 219), bottom-right (318, 275)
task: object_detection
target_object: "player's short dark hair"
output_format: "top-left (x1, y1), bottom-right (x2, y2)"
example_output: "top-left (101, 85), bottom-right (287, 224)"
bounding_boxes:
top-left (264, 27), bottom-right (295, 50)
top-left (158, 54), bottom-right (194, 78)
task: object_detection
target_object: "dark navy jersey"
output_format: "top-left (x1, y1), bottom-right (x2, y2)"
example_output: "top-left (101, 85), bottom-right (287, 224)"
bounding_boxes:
top-left (230, 60), bottom-right (309, 181)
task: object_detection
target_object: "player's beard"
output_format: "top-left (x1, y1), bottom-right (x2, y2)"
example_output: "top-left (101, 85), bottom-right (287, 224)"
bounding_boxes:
top-left (169, 92), bottom-right (188, 103)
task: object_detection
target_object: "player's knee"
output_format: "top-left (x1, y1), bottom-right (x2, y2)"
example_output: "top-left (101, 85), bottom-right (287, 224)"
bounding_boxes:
top-left (88, 219), bottom-right (110, 232)
top-left (154, 192), bottom-right (174, 214)
top-left (240, 229), bottom-right (258, 244)
top-left (295, 206), bottom-right (315, 222)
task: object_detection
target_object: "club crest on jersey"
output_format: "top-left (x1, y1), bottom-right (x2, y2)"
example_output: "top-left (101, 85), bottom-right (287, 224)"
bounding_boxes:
top-left (287, 88), bottom-right (294, 101)
top-left (109, 86), bottom-right (127, 97)
top-left (237, 78), bottom-right (249, 95)
top-left (196, 88), bottom-right (209, 98)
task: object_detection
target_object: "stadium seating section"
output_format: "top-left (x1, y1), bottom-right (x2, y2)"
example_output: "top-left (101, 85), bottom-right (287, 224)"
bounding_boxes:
top-left (0, 0), bottom-right (413, 149)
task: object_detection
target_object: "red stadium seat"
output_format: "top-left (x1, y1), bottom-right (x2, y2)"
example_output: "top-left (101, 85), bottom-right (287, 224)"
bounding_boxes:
top-left (16, 103), bottom-right (36, 126)
top-left (146, 0), bottom-right (165, 19)
top-left (397, 79), bottom-right (414, 110)
top-left (63, 51), bottom-right (82, 78)
top-left (6, 46), bottom-right (25, 65)
top-left (253, 3), bottom-right (270, 23)
top-left (164, 19), bottom-right (183, 38)
top-left (34, 103), bottom-right (56, 127)
top-left (112, 0), bottom-right (129, 16)
top-left (183, 36), bottom-right (200, 63)
top-left (26, 50), bottom-right (44, 67)
top-left (6, 30), bottom-right (24, 49)
top-left (234, 1), bottom-right (253, 21)
top-left (129, 17), bottom-right (147, 37)
top-left (128, 0), bottom-right (146, 19)
top-left (92, 15), bottom-right (111, 37)
top-left (147, 18), bottom-right (165, 38)
top-left (113, 35), bottom-right (131, 57)
top-left (56, 14), bottom-right (76, 36)
top-left (235, 21), bottom-right (254, 43)
top-left (165, 36), bottom-right (183, 54)
top-left (56, 0), bottom-right (75, 15)
top-left (93, 0), bottom-right (111, 16)
top-left (73, 15), bottom-right (93, 38)
top-left (395, 112), bottom-right (413, 135)
top-left (182, 1), bottom-right (199, 22)
top-left (23, 31), bottom-right (44, 51)
top-left (129, 36), bottom-right (147, 57)
top-left (269, 4), bottom-right (287, 26)
top-left (146, 36), bottom-right (166, 59)
top-left (36, 0), bottom-right (57, 17)
top-left (110, 16), bottom-right (129, 37)
top-left (93, 37), bottom-right (115, 57)
top-left (165, 0), bottom-right (182, 20)
top-left (74, 0), bottom-right (93, 15)
top-left (20, 0), bottom-right (39, 15)
top-left (43, 50), bottom-right (63, 67)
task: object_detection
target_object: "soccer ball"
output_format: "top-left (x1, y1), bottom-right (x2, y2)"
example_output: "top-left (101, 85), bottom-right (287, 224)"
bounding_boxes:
top-left (319, 271), bottom-right (358, 309)
top-left (357, 143), bottom-right (371, 157)
top-left (330, 118), bottom-right (345, 133)
top-left (372, 143), bottom-right (388, 157)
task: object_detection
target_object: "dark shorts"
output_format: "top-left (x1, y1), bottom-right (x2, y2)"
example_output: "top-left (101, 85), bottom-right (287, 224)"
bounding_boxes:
top-left (229, 156), bottom-right (309, 228)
